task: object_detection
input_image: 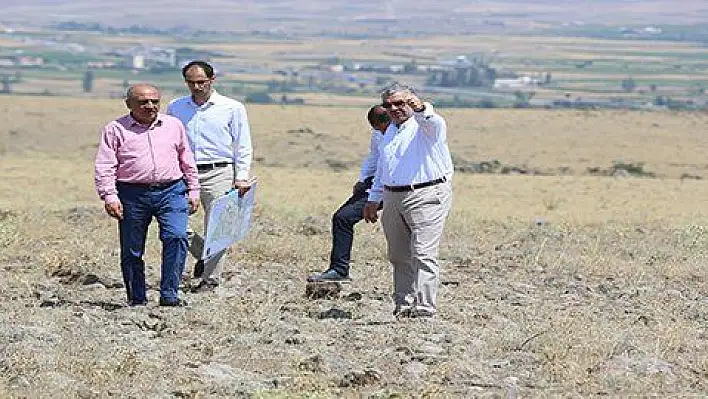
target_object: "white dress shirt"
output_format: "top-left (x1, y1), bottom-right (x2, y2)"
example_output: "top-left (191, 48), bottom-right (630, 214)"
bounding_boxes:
top-left (167, 91), bottom-right (252, 180)
top-left (358, 128), bottom-right (384, 182)
top-left (368, 103), bottom-right (453, 203)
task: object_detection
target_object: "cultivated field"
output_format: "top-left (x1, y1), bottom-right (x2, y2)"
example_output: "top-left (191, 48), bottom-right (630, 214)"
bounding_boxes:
top-left (0, 96), bottom-right (706, 397)
top-left (4, 29), bottom-right (708, 105)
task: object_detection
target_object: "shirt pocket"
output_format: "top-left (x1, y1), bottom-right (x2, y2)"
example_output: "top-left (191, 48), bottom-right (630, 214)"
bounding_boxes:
top-left (119, 131), bottom-right (150, 159)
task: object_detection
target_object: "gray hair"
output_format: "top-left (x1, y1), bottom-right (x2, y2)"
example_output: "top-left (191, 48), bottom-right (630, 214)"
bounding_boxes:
top-left (380, 82), bottom-right (417, 101)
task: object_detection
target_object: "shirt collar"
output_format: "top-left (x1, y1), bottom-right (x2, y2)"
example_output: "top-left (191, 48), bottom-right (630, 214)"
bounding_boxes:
top-left (395, 116), bottom-right (415, 130)
top-left (190, 90), bottom-right (222, 107)
top-left (127, 113), bottom-right (163, 129)
top-left (377, 123), bottom-right (391, 135)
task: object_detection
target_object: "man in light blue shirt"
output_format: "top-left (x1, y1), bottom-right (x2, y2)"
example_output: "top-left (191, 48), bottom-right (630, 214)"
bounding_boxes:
top-left (167, 60), bottom-right (253, 292)
top-left (363, 83), bottom-right (453, 319)
top-left (308, 105), bottom-right (390, 282)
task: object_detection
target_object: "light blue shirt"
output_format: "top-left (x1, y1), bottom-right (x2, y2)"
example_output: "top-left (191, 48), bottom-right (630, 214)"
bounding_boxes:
top-left (368, 103), bottom-right (453, 203)
top-left (167, 91), bottom-right (252, 180)
top-left (358, 128), bottom-right (384, 182)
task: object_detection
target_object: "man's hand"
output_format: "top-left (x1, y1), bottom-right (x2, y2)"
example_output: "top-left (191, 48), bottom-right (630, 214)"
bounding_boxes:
top-left (406, 93), bottom-right (425, 112)
top-left (188, 197), bottom-right (200, 215)
top-left (352, 181), bottom-right (366, 195)
top-left (363, 201), bottom-right (381, 223)
top-left (233, 179), bottom-right (252, 197)
top-left (104, 201), bottom-right (123, 220)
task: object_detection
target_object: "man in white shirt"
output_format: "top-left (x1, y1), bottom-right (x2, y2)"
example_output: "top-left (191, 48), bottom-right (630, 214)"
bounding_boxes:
top-left (363, 83), bottom-right (453, 319)
top-left (308, 105), bottom-right (390, 282)
top-left (167, 60), bottom-right (253, 292)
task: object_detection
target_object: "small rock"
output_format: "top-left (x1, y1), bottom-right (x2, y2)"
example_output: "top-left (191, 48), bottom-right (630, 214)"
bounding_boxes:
top-left (315, 308), bottom-right (351, 320)
top-left (81, 274), bottom-right (101, 285)
top-left (339, 369), bottom-right (381, 387)
top-left (305, 282), bottom-right (341, 299)
top-left (285, 336), bottom-right (305, 345)
top-left (298, 355), bottom-right (325, 373)
top-left (345, 292), bottom-right (363, 301)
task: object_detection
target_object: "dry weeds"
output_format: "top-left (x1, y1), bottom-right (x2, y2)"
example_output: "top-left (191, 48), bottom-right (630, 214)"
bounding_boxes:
top-left (0, 97), bottom-right (706, 397)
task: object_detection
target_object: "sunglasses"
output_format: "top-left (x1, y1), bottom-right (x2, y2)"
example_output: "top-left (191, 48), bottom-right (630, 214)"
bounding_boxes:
top-left (382, 100), bottom-right (407, 109)
top-left (135, 99), bottom-right (160, 105)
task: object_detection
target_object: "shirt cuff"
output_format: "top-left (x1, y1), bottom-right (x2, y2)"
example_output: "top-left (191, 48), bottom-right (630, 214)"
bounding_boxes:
top-left (235, 170), bottom-right (250, 181)
top-left (103, 194), bottom-right (119, 204)
top-left (188, 190), bottom-right (200, 201)
top-left (367, 190), bottom-right (383, 203)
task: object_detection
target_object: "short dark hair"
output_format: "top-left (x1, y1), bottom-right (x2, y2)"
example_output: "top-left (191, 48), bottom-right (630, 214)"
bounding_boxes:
top-left (367, 105), bottom-right (389, 127)
top-left (182, 60), bottom-right (214, 78)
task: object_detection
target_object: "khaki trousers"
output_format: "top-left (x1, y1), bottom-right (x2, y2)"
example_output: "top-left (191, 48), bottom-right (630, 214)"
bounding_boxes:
top-left (188, 165), bottom-right (235, 281)
top-left (382, 181), bottom-right (452, 314)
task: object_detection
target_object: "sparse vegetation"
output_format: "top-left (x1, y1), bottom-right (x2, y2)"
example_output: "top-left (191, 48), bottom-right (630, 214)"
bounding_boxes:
top-left (0, 97), bottom-right (706, 396)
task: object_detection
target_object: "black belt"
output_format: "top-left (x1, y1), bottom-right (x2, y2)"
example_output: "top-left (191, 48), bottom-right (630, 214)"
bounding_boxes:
top-left (117, 179), bottom-right (181, 190)
top-left (197, 162), bottom-right (232, 172)
top-left (385, 177), bottom-right (447, 192)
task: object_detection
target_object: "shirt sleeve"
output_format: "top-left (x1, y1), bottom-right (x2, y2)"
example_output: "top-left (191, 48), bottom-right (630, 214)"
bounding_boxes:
top-left (367, 150), bottom-right (384, 203)
top-left (414, 102), bottom-right (446, 138)
top-left (94, 124), bottom-right (120, 204)
top-left (231, 103), bottom-right (253, 180)
top-left (358, 129), bottom-right (380, 182)
top-left (176, 121), bottom-right (201, 200)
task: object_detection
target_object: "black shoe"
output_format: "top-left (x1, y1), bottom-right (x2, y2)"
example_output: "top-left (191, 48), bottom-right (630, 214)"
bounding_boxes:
top-left (129, 299), bottom-right (148, 307)
top-left (411, 309), bottom-right (436, 319)
top-left (159, 297), bottom-right (187, 307)
top-left (193, 260), bottom-right (205, 278)
top-left (307, 269), bottom-right (351, 283)
top-left (190, 278), bottom-right (219, 293)
top-left (393, 307), bottom-right (413, 319)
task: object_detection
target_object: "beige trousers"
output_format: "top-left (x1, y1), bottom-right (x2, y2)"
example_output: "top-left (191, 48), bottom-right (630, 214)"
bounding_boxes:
top-left (382, 181), bottom-right (452, 314)
top-left (188, 165), bottom-right (235, 281)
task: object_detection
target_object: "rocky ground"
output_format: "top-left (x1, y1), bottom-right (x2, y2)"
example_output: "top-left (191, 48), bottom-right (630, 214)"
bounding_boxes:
top-left (0, 204), bottom-right (706, 398)
top-left (1, 103), bottom-right (707, 397)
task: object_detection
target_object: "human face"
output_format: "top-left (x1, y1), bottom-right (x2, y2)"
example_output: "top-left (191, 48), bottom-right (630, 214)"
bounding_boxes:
top-left (126, 85), bottom-right (160, 125)
top-left (184, 66), bottom-right (214, 101)
top-left (382, 92), bottom-right (413, 125)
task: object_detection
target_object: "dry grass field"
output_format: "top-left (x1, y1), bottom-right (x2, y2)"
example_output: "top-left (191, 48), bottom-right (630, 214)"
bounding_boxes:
top-left (0, 96), bottom-right (707, 397)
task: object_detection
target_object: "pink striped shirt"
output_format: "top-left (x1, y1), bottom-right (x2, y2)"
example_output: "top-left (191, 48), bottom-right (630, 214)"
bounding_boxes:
top-left (94, 113), bottom-right (200, 204)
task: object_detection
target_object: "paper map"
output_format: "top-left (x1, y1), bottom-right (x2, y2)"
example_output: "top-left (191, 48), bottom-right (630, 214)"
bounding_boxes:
top-left (202, 179), bottom-right (257, 260)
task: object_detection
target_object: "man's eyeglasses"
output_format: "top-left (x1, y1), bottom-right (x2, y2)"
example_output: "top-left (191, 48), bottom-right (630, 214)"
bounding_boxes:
top-left (382, 100), bottom-right (407, 109)
top-left (185, 79), bottom-right (212, 86)
top-left (135, 99), bottom-right (160, 105)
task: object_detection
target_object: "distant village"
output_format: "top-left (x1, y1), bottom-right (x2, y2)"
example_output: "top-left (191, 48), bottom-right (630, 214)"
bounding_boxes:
top-left (0, 23), bottom-right (704, 110)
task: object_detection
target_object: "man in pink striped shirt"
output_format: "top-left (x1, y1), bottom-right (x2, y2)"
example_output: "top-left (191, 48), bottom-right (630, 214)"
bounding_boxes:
top-left (95, 83), bottom-right (200, 307)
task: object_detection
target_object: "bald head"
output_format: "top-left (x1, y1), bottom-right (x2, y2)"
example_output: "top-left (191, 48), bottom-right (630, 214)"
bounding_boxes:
top-left (125, 83), bottom-right (161, 125)
top-left (126, 83), bottom-right (160, 101)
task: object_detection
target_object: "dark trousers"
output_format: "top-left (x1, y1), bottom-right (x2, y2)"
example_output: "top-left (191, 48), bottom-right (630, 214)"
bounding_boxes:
top-left (329, 179), bottom-right (373, 276)
top-left (117, 180), bottom-right (189, 303)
